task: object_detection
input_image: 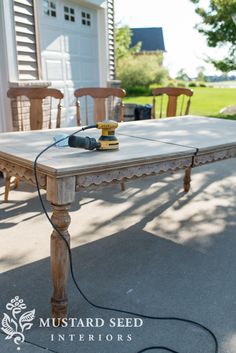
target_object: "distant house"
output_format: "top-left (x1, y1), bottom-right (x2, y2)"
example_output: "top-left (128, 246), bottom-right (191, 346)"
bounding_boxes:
top-left (131, 27), bottom-right (165, 53)
top-left (0, 0), bottom-right (116, 132)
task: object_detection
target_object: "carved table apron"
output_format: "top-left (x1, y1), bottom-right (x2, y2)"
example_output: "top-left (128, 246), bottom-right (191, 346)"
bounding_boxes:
top-left (1, 116), bottom-right (236, 320)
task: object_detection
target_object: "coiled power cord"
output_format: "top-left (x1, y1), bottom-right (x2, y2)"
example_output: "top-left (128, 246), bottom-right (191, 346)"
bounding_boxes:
top-left (33, 125), bottom-right (218, 353)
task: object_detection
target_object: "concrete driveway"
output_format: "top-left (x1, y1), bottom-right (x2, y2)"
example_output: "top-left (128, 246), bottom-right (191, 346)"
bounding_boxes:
top-left (0, 159), bottom-right (236, 353)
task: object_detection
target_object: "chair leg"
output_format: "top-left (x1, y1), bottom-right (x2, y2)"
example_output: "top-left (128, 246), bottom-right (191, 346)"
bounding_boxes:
top-left (120, 181), bottom-right (126, 191)
top-left (13, 176), bottom-right (20, 189)
top-left (183, 167), bottom-right (191, 193)
top-left (4, 174), bottom-right (11, 202)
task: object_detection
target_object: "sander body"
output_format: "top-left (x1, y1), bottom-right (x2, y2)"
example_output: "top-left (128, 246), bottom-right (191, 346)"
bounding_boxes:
top-left (96, 120), bottom-right (119, 151)
top-left (68, 120), bottom-right (119, 151)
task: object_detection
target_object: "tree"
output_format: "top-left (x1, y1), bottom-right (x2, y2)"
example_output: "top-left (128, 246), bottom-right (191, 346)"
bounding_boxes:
top-left (115, 26), bottom-right (141, 61)
top-left (196, 65), bottom-right (206, 81)
top-left (190, 0), bottom-right (236, 72)
top-left (115, 26), bottom-right (168, 89)
top-left (175, 68), bottom-right (190, 81)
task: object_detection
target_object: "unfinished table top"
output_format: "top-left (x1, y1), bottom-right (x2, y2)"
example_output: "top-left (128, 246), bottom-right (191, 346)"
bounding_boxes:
top-left (0, 127), bottom-right (195, 176)
top-left (117, 116), bottom-right (236, 151)
top-left (0, 116), bottom-right (236, 176)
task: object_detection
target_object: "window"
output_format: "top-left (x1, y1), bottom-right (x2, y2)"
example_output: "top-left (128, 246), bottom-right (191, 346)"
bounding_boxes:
top-left (64, 6), bottom-right (75, 22)
top-left (81, 11), bottom-right (91, 26)
top-left (43, 0), bottom-right (56, 17)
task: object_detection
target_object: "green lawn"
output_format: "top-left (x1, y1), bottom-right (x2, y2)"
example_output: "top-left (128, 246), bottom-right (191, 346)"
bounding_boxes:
top-left (124, 87), bottom-right (236, 119)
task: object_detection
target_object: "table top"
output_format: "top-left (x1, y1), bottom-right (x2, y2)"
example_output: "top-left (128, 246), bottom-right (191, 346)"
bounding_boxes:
top-left (0, 116), bottom-right (236, 177)
top-left (117, 116), bottom-right (236, 150)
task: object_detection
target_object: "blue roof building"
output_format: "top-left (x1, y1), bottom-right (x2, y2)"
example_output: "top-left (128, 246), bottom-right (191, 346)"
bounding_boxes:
top-left (131, 27), bottom-right (166, 52)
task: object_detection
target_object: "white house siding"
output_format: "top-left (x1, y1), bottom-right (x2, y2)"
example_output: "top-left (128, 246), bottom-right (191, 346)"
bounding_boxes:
top-left (0, 55), bottom-right (12, 132)
top-left (0, 0), bottom-right (16, 132)
top-left (107, 0), bottom-right (115, 80)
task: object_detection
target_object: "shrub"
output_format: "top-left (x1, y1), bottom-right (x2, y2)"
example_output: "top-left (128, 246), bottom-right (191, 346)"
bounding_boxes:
top-left (124, 86), bottom-right (151, 96)
top-left (198, 82), bottom-right (207, 87)
top-left (149, 83), bottom-right (161, 89)
top-left (188, 81), bottom-right (197, 87)
top-left (166, 80), bottom-right (177, 87)
top-left (117, 54), bottom-right (168, 89)
top-left (176, 80), bottom-right (186, 87)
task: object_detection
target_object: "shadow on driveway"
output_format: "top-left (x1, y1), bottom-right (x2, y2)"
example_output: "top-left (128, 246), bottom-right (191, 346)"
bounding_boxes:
top-left (1, 160), bottom-right (236, 352)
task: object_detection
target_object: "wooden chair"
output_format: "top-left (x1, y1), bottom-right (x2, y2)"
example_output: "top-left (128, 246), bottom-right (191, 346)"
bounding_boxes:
top-left (74, 87), bottom-right (126, 190)
top-left (152, 87), bottom-right (193, 118)
top-left (74, 87), bottom-right (126, 126)
top-left (152, 87), bottom-right (194, 193)
top-left (4, 87), bottom-right (64, 202)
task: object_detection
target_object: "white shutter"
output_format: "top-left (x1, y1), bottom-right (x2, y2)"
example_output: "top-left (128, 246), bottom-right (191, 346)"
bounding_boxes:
top-left (107, 0), bottom-right (115, 80)
top-left (13, 0), bottom-right (39, 80)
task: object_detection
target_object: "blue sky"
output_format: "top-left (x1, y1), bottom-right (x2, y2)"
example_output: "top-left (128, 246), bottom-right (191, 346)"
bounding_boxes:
top-left (114, 0), bottom-right (227, 78)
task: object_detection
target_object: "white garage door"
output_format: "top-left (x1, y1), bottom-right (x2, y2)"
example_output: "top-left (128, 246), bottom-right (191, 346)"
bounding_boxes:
top-left (40, 0), bottom-right (100, 126)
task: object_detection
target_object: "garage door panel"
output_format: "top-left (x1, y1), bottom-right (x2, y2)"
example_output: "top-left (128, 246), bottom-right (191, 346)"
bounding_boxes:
top-left (79, 36), bottom-right (97, 57)
top-left (41, 30), bottom-right (62, 53)
top-left (63, 33), bottom-right (97, 58)
top-left (44, 59), bottom-right (64, 81)
top-left (61, 107), bottom-right (77, 126)
top-left (66, 59), bottom-right (99, 82)
top-left (80, 7), bottom-right (97, 34)
top-left (66, 60), bottom-right (80, 81)
top-left (67, 86), bottom-right (77, 107)
top-left (63, 87), bottom-right (77, 126)
top-left (80, 61), bottom-right (98, 81)
top-left (64, 33), bottom-right (80, 55)
top-left (77, 96), bottom-right (94, 126)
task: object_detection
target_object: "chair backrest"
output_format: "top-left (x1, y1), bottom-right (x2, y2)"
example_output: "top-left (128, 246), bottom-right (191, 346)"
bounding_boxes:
top-left (151, 87), bottom-right (193, 118)
top-left (7, 87), bottom-right (64, 130)
top-left (74, 87), bottom-right (126, 125)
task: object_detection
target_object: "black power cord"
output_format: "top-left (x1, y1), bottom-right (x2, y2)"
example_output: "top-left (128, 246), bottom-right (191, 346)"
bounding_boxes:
top-left (33, 125), bottom-right (219, 353)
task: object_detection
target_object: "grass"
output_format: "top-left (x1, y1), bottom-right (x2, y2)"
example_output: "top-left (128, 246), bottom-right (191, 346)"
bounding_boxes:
top-left (124, 87), bottom-right (236, 120)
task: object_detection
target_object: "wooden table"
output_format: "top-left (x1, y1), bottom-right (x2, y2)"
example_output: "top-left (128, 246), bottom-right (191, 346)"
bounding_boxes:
top-left (1, 116), bottom-right (236, 319)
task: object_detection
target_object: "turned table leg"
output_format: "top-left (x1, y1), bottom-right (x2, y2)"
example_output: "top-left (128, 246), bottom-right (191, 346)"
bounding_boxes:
top-left (120, 181), bottom-right (126, 191)
top-left (183, 167), bottom-right (191, 193)
top-left (50, 203), bottom-right (71, 321)
top-left (46, 176), bottom-right (76, 321)
top-left (4, 174), bottom-right (11, 202)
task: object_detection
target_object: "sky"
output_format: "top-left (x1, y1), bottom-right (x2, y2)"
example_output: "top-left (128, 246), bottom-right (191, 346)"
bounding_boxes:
top-left (114, 0), bottom-right (228, 78)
